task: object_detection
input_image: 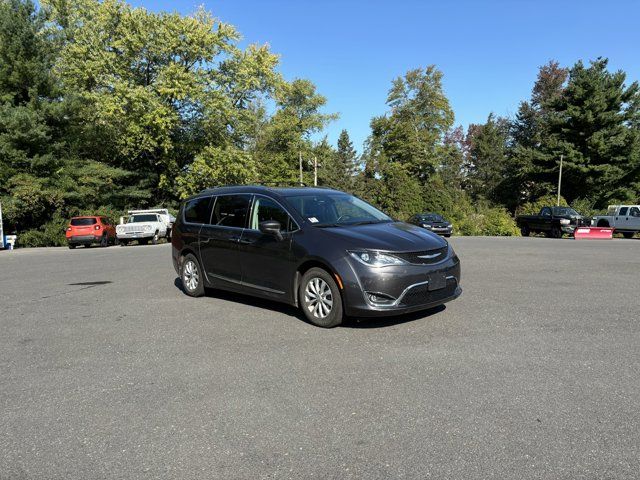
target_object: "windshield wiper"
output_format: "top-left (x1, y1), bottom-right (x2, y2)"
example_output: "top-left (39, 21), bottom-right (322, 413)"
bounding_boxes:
top-left (314, 223), bottom-right (343, 228)
top-left (348, 220), bottom-right (389, 226)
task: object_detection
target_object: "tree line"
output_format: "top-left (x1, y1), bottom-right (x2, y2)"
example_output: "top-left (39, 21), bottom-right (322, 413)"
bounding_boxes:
top-left (1, 0), bottom-right (639, 246)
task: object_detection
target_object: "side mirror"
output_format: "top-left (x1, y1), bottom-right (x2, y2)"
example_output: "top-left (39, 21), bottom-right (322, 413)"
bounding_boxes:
top-left (259, 220), bottom-right (283, 240)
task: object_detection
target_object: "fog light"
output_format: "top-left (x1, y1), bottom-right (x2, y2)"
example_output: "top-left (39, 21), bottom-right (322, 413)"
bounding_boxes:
top-left (366, 292), bottom-right (395, 305)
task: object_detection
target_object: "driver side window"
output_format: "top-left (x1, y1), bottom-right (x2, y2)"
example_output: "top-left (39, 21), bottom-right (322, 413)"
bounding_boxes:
top-left (630, 207), bottom-right (640, 217)
top-left (541, 208), bottom-right (551, 217)
top-left (251, 197), bottom-right (296, 232)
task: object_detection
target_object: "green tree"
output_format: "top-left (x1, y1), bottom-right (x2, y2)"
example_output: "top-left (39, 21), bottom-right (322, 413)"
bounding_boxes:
top-left (465, 114), bottom-right (510, 202)
top-left (319, 129), bottom-right (358, 191)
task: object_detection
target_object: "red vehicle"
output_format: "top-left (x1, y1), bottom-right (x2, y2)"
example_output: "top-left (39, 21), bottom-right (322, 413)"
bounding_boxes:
top-left (66, 216), bottom-right (117, 249)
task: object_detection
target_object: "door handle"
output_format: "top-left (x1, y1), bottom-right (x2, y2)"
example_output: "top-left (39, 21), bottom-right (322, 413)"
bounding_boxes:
top-left (238, 238), bottom-right (254, 245)
top-left (229, 236), bottom-right (241, 242)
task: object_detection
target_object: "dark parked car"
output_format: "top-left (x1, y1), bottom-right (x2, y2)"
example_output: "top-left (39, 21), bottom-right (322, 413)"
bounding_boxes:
top-left (409, 213), bottom-right (453, 237)
top-left (516, 206), bottom-right (590, 238)
top-left (171, 186), bottom-right (461, 327)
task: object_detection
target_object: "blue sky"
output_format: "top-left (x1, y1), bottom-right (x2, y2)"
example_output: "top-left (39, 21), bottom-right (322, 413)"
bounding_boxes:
top-left (132, 0), bottom-right (640, 153)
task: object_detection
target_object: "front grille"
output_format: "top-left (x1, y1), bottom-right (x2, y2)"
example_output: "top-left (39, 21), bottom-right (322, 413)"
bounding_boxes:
top-left (400, 278), bottom-right (457, 307)
top-left (123, 225), bottom-right (144, 233)
top-left (394, 246), bottom-right (448, 265)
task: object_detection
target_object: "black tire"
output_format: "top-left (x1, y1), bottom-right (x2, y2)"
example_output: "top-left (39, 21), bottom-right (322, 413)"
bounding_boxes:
top-left (139, 239), bottom-right (149, 245)
top-left (520, 225), bottom-right (530, 237)
top-left (181, 254), bottom-right (205, 297)
top-left (151, 231), bottom-right (159, 245)
top-left (298, 267), bottom-right (343, 328)
top-left (166, 228), bottom-right (172, 240)
top-left (100, 234), bottom-right (108, 247)
top-left (622, 232), bottom-right (635, 239)
top-left (83, 243), bottom-right (91, 248)
top-left (68, 244), bottom-right (76, 249)
top-left (597, 220), bottom-right (609, 227)
top-left (551, 225), bottom-right (562, 239)
top-left (444, 234), bottom-right (451, 238)
top-left (119, 240), bottom-right (128, 247)
top-left (113, 236), bottom-right (119, 246)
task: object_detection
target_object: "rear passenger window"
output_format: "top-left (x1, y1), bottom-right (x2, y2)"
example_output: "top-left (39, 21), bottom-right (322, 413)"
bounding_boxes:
top-left (184, 196), bottom-right (213, 224)
top-left (250, 197), bottom-right (295, 232)
top-left (211, 195), bottom-right (251, 228)
top-left (619, 207), bottom-right (629, 216)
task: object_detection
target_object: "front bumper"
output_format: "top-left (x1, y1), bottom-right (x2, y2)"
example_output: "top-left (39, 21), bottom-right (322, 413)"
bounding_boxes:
top-left (117, 232), bottom-right (154, 240)
top-left (423, 226), bottom-right (453, 235)
top-left (337, 251), bottom-right (462, 317)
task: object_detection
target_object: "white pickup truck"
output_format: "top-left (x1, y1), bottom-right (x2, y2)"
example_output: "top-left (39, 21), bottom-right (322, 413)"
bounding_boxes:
top-left (116, 209), bottom-right (176, 245)
top-left (592, 205), bottom-right (640, 239)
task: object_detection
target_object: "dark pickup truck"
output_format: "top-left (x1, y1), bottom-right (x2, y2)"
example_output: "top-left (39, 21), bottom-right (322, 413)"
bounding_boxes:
top-left (516, 206), bottom-right (590, 238)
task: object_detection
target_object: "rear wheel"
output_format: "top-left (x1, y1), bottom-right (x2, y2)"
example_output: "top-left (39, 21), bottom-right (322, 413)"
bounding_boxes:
top-left (520, 225), bottom-right (530, 237)
top-left (622, 232), bottom-right (635, 239)
top-left (299, 268), bottom-right (343, 328)
top-left (181, 254), bottom-right (204, 297)
top-left (100, 234), bottom-right (108, 247)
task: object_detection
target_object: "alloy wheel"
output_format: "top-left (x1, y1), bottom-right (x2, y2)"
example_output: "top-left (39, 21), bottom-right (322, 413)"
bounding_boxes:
top-left (304, 277), bottom-right (333, 319)
top-left (183, 260), bottom-right (199, 292)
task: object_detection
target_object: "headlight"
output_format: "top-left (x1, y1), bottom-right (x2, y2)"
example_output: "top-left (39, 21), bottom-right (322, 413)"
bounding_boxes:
top-left (559, 219), bottom-right (570, 225)
top-left (348, 250), bottom-right (407, 267)
top-left (143, 225), bottom-right (152, 232)
top-left (422, 224), bottom-right (432, 229)
top-left (116, 225), bottom-right (123, 233)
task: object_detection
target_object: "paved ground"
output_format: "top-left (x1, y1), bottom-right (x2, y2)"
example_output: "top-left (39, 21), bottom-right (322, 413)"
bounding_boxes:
top-left (1, 237), bottom-right (639, 479)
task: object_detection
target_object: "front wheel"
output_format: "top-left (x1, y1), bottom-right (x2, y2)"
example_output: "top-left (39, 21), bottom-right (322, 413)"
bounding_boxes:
top-left (550, 226), bottom-right (562, 239)
top-left (299, 268), bottom-right (343, 328)
top-left (151, 231), bottom-right (159, 245)
top-left (181, 254), bottom-right (204, 297)
top-left (100, 234), bottom-right (108, 247)
top-left (520, 225), bottom-right (530, 237)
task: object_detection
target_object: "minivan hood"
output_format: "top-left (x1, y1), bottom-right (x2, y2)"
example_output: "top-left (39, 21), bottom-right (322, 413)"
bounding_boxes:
top-left (317, 221), bottom-right (447, 251)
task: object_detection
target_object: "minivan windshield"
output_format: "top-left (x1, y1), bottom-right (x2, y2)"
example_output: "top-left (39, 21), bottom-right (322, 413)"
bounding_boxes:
top-left (286, 193), bottom-right (392, 227)
top-left (129, 214), bottom-right (157, 223)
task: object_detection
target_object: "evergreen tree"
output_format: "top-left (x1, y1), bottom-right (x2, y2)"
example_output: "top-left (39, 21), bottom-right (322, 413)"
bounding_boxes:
top-left (319, 129), bottom-right (358, 191)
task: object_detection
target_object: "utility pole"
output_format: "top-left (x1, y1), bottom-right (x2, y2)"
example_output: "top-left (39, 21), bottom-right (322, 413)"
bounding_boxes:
top-left (0, 201), bottom-right (4, 249)
top-left (557, 154), bottom-right (563, 206)
top-left (299, 151), bottom-right (303, 185)
top-left (314, 156), bottom-right (318, 186)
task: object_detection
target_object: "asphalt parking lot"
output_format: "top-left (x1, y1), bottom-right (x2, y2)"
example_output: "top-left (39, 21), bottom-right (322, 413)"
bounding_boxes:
top-left (1, 237), bottom-right (639, 479)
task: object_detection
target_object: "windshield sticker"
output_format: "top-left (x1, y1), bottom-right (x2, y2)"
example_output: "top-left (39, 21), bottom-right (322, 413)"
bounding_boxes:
top-left (308, 217), bottom-right (319, 223)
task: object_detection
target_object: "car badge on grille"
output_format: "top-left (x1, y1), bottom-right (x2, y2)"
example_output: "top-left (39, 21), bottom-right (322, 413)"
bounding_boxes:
top-left (417, 253), bottom-right (441, 259)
